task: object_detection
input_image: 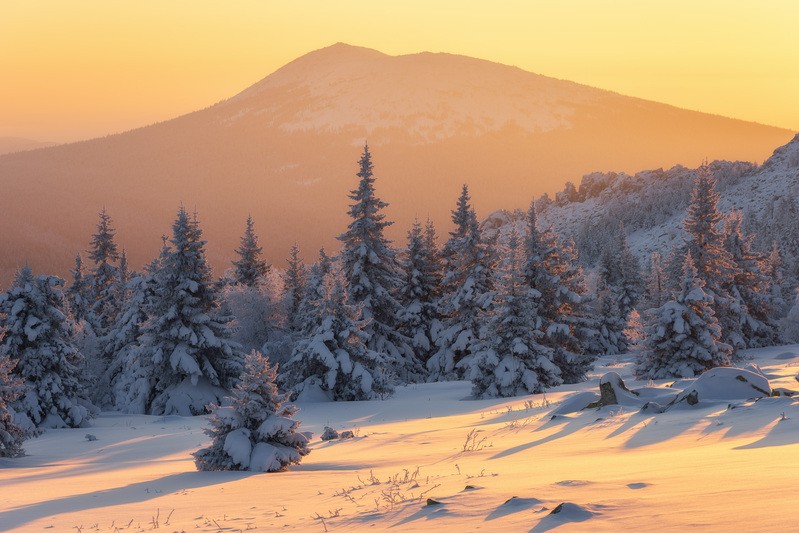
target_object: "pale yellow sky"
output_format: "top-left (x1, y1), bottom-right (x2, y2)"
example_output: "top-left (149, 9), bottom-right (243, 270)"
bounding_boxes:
top-left (1, 1), bottom-right (797, 142)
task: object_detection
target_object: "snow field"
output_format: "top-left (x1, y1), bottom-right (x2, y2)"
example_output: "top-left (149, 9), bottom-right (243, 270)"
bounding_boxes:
top-left (2, 345), bottom-right (799, 531)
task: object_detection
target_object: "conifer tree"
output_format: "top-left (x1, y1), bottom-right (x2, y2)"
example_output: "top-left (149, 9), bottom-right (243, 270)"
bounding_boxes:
top-left (338, 144), bottom-right (413, 380)
top-left (194, 350), bottom-right (310, 472)
top-left (684, 166), bottom-right (742, 351)
top-left (103, 270), bottom-right (158, 410)
top-left (131, 207), bottom-right (243, 415)
top-left (765, 241), bottom-right (790, 316)
top-left (592, 279), bottom-right (628, 355)
top-left (469, 228), bottom-right (561, 398)
top-left (87, 208), bottom-right (121, 336)
top-left (428, 185), bottom-right (495, 380)
top-left (232, 215), bottom-right (269, 287)
top-left (294, 249), bottom-right (332, 337)
top-left (283, 275), bottom-right (392, 401)
top-left (0, 337), bottom-right (26, 457)
top-left (398, 219), bottom-right (442, 365)
top-left (283, 243), bottom-right (306, 332)
top-left (522, 202), bottom-right (594, 382)
top-left (66, 254), bottom-right (91, 323)
top-left (644, 252), bottom-right (668, 310)
top-left (0, 266), bottom-right (93, 429)
top-left (636, 254), bottom-right (732, 379)
top-left (551, 237), bottom-right (598, 379)
top-left (722, 211), bottom-right (779, 347)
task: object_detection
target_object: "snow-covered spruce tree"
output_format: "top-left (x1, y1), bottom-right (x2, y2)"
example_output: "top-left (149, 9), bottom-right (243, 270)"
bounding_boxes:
top-left (722, 211), bottom-right (779, 347)
top-left (644, 252), bottom-right (669, 310)
top-left (283, 273), bottom-right (392, 401)
top-left (338, 144), bottom-right (416, 381)
top-left (66, 254), bottom-right (91, 324)
top-left (109, 243), bottom-right (173, 412)
top-left (398, 219), bottom-right (442, 366)
top-left (664, 244), bottom-right (688, 296)
top-left (592, 226), bottom-right (643, 354)
top-left (294, 249), bottom-right (332, 338)
top-left (592, 278), bottom-right (628, 356)
top-left (636, 254), bottom-right (733, 379)
top-left (428, 185), bottom-right (495, 381)
top-left (283, 243), bottom-right (306, 332)
top-left (765, 241), bottom-right (790, 317)
top-left (683, 166), bottom-right (743, 352)
top-left (232, 215), bottom-right (269, 287)
top-left (87, 208), bottom-right (121, 336)
top-left (102, 270), bottom-right (158, 410)
top-left (133, 207), bottom-right (243, 415)
top-left (618, 230), bottom-right (644, 318)
top-left (194, 350), bottom-right (310, 472)
top-left (551, 236), bottom-right (599, 379)
top-left (0, 266), bottom-right (93, 429)
top-left (0, 338), bottom-right (26, 457)
top-left (522, 202), bottom-right (593, 382)
top-left (469, 228), bottom-right (561, 398)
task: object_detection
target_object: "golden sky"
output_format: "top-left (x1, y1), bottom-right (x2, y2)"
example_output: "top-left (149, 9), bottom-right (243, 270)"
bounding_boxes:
top-left (2, 0), bottom-right (797, 142)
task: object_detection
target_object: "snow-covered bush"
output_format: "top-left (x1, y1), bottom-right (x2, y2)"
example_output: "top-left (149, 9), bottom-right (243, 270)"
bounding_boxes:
top-left (194, 350), bottom-right (310, 472)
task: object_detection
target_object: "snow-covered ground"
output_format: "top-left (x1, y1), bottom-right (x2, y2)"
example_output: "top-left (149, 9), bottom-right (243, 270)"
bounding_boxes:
top-left (3, 345), bottom-right (799, 531)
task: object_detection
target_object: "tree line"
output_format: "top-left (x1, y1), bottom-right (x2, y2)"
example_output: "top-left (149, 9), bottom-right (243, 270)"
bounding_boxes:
top-left (0, 144), bottom-right (788, 459)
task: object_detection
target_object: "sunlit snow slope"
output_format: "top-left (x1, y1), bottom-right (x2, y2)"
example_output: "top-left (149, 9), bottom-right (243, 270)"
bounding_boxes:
top-left (2, 345), bottom-right (799, 531)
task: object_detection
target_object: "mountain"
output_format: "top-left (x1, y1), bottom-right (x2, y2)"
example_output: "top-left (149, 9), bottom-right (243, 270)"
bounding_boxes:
top-left (0, 137), bottom-right (57, 155)
top-left (484, 134), bottom-right (799, 272)
top-left (0, 43), bottom-right (793, 285)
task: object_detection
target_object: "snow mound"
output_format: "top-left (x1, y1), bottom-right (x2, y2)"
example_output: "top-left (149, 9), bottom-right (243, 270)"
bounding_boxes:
top-left (550, 391), bottom-right (600, 415)
top-left (675, 367), bottom-right (771, 405)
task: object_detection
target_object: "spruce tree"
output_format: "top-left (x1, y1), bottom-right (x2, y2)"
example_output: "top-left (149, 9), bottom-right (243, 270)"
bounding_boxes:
top-left (428, 185), bottom-right (495, 381)
top-left (232, 215), bottom-right (269, 287)
top-left (194, 350), bottom-right (310, 472)
top-left (684, 166), bottom-right (742, 351)
top-left (87, 208), bottom-right (121, 336)
top-left (644, 252), bottom-right (668, 310)
top-left (284, 276), bottom-right (392, 401)
top-left (765, 241), bottom-right (790, 316)
top-left (103, 270), bottom-right (158, 410)
top-left (636, 254), bottom-right (732, 379)
top-left (338, 144), bottom-right (413, 380)
top-left (469, 228), bottom-right (561, 398)
top-left (0, 337), bottom-right (26, 457)
top-left (283, 243), bottom-right (306, 332)
top-left (592, 279), bottom-right (628, 355)
top-left (0, 266), bottom-right (93, 429)
top-left (398, 219), bottom-right (442, 366)
top-left (522, 202), bottom-right (593, 382)
top-left (66, 254), bottom-right (91, 323)
top-left (722, 211), bottom-right (779, 347)
top-left (294, 249), bottom-right (332, 338)
top-left (133, 207), bottom-right (243, 415)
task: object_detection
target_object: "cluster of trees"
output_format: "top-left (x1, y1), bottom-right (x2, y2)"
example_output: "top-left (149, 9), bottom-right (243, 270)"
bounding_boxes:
top-left (0, 145), bottom-right (790, 460)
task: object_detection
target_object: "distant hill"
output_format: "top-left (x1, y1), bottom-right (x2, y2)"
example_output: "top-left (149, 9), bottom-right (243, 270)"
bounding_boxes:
top-left (484, 134), bottom-right (799, 273)
top-left (0, 43), bottom-right (793, 285)
top-left (0, 137), bottom-right (57, 155)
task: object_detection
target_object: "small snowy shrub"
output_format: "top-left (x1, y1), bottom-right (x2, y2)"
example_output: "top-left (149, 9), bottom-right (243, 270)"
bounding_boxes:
top-left (194, 350), bottom-right (310, 472)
